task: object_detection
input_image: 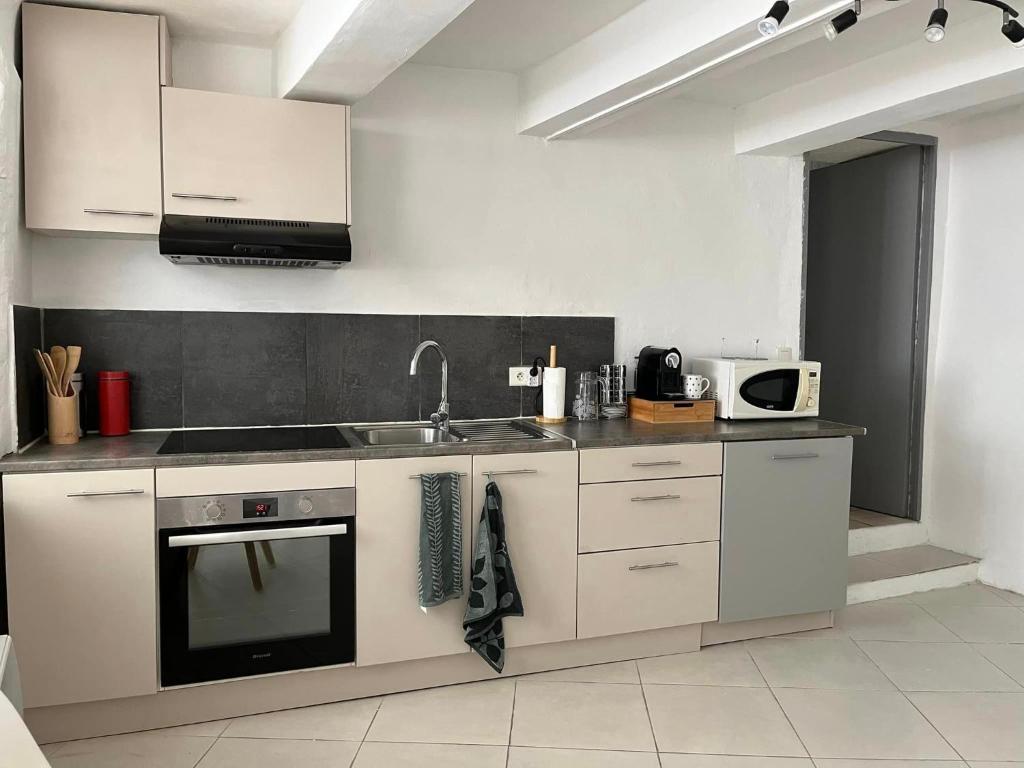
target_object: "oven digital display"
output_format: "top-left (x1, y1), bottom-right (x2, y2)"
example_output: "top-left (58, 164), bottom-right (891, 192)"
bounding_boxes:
top-left (243, 497), bottom-right (278, 519)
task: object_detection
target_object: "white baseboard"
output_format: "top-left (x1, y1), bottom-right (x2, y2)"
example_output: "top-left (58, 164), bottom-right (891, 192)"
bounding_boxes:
top-left (847, 562), bottom-right (979, 605)
top-left (849, 520), bottom-right (929, 556)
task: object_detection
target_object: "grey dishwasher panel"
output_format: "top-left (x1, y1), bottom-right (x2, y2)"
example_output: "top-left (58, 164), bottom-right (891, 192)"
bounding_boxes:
top-left (719, 437), bottom-right (852, 623)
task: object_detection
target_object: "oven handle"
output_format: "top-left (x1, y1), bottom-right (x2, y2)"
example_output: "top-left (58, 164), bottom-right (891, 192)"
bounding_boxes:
top-left (167, 523), bottom-right (348, 548)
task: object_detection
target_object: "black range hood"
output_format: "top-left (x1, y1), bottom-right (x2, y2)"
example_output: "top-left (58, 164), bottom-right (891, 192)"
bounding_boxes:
top-left (159, 215), bottom-right (351, 269)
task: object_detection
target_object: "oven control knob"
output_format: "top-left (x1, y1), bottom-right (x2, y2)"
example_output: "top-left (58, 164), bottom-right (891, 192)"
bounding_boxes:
top-left (297, 496), bottom-right (314, 516)
top-left (202, 500), bottom-right (226, 522)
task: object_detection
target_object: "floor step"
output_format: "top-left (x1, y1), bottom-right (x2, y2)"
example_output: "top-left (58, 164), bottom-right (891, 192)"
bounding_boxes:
top-left (848, 506), bottom-right (928, 556)
top-left (847, 544), bottom-right (979, 605)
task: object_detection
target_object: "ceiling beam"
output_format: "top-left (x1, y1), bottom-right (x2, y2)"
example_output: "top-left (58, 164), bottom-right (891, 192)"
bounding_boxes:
top-left (275, 0), bottom-right (475, 103)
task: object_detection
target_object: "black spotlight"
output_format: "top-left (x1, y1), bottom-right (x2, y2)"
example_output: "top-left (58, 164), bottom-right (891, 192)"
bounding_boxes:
top-left (825, 8), bottom-right (860, 40)
top-left (925, 1), bottom-right (948, 42)
top-left (758, 1), bottom-right (790, 37)
top-left (1003, 11), bottom-right (1024, 46)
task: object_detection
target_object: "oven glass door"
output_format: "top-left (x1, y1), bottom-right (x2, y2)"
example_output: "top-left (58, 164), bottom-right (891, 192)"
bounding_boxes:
top-left (738, 369), bottom-right (801, 412)
top-left (159, 517), bottom-right (355, 686)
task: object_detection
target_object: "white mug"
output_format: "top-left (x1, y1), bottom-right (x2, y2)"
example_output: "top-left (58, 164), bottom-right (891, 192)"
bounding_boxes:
top-left (683, 374), bottom-right (710, 399)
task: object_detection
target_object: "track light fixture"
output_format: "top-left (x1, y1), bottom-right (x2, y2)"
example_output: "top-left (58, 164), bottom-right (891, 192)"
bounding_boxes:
top-left (1004, 10), bottom-right (1024, 44)
top-left (758, 1), bottom-right (791, 36)
top-left (925, 0), bottom-right (949, 42)
top-left (825, 1), bottom-right (861, 41)
top-left (758, 0), bottom-right (1024, 47)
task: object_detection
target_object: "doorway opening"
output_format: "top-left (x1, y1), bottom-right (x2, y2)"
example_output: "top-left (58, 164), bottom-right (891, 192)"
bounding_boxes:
top-left (802, 131), bottom-right (937, 523)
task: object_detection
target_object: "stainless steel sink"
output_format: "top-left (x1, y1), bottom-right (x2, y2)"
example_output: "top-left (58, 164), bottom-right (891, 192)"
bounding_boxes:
top-left (355, 426), bottom-right (466, 446)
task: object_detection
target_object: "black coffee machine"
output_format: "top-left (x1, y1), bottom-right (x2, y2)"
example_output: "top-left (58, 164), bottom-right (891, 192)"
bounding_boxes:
top-left (635, 346), bottom-right (685, 400)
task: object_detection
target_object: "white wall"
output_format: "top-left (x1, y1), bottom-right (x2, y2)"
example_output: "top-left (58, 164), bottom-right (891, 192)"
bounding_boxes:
top-left (922, 103), bottom-right (1024, 593)
top-left (30, 63), bottom-right (805, 367)
top-left (170, 39), bottom-right (273, 97)
top-left (1, 0), bottom-right (31, 453)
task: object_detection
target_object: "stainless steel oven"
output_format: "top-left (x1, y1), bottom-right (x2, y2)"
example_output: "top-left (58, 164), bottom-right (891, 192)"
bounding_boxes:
top-left (157, 488), bottom-right (355, 686)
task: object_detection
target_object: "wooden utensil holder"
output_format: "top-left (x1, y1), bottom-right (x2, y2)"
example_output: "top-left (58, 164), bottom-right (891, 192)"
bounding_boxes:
top-left (47, 391), bottom-right (80, 445)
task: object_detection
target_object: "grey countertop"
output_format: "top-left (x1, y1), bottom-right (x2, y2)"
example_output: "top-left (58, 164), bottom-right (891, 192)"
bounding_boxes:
top-left (0, 418), bottom-right (865, 473)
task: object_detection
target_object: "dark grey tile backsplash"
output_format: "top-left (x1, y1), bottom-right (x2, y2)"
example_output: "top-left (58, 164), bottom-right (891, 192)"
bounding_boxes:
top-left (16, 310), bottom-right (614, 433)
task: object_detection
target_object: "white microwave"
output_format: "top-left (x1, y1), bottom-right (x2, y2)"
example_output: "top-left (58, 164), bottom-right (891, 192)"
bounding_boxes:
top-left (690, 358), bottom-right (820, 420)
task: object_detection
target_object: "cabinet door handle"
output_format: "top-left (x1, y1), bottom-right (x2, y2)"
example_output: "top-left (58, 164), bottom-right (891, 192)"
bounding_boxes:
top-left (482, 469), bottom-right (538, 477)
top-left (83, 208), bottom-right (155, 217)
top-left (631, 460), bottom-right (682, 468)
top-left (771, 453), bottom-right (820, 461)
top-left (630, 494), bottom-right (681, 503)
top-left (628, 561), bottom-right (679, 572)
top-left (67, 489), bottom-right (147, 498)
top-left (171, 193), bottom-right (239, 201)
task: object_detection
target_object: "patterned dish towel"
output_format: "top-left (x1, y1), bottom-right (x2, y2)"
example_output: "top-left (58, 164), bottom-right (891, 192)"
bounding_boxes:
top-left (418, 473), bottom-right (463, 608)
top-left (463, 481), bottom-right (524, 672)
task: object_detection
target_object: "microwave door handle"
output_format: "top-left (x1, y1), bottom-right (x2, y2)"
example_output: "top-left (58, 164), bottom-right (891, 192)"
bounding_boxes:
top-left (168, 523), bottom-right (349, 548)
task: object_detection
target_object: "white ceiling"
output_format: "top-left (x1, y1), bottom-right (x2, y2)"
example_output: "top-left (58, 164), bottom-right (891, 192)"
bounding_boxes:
top-left (410, 0), bottom-right (646, 73)
top-left (28, 0), bottom-right (303, 45)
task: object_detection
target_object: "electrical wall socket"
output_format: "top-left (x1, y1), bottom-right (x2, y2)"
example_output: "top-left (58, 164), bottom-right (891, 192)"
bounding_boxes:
top-left (509, 366), bottom-right (541, 387)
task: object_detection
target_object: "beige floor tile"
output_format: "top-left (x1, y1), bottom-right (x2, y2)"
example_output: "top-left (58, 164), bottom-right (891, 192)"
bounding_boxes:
top-left (816, 762), bottom-right (966, 767)
top-left (910, 584), bottom-right (1016, 608)
top-left (510, 681), bottom-right (655, 752)
top-left (925, 606), bottom-right (1024, 643)
top-left (968, 763), bottom-right (1024, 768)
top-left (39, 742), bottom-right (66, 757)
top-left (858, 641), bottom-right (1021, 692)
top-left (975, 644), bottom-right (1024, 686)
top-left (746, 638), bottom-right (894, 690)
top-left (660, 756), bottom-right (813, 767)
top-left (637, 644), bottom-right (765, 687)
top-left (984, 588), bottom-right (1024, 607)
top-left (837, 601), bottom-right (961, 642)
top-left (48, 733), bottom-right (216, 768)
top-left (774, 688), bottom-right (957, 759)
top-left (525, 660), bottom-right (640, 684)
top-left (850, 508), bottom-right (907, 527)
top-left (909, 692), bottom-right (1024, 761)
top-left (868, 546), bottom-right (978, 577)
top-left (354, 741), bottom-right (508, 767)
top-left (849, 555), bottom-right (904, 584)
top-left (196, 737), bottom-right (359, 767)
top-left (508, 746), bottom-right (661, 767)
top-left (367, 680), bottom-right (514, 746)
top-left (850, 519), bottom-right (871, 530)
top-left (644, 684), bottom-right (805, 757)
top-left (151, 720), bottom-right (232, 738)
top-left (221, 698), bottom-right (381, 741)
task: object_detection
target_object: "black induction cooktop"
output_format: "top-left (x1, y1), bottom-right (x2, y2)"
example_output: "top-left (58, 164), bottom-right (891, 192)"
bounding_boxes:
top-left (157, 426), bottom-right (352, 455)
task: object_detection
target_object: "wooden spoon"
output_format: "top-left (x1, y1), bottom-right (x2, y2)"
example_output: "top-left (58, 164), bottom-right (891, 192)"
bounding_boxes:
top-left (63, 346), bottom-right (82, 397)
top-left (34, 349), bottom-right (58, 397)
top-left (50, 346), bottom-right (67, 396)
top-left (42, 352), bottom-right (63, 399)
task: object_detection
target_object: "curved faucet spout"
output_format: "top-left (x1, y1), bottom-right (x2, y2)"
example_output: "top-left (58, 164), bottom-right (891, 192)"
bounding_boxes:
top-left (409, 340), bottom-right (450, 430)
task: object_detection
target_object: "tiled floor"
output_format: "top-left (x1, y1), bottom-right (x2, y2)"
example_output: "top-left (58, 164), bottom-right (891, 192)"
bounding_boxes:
top-left (41, 582), bottom-right (1024, 767)
top-left (849, 545), bottom-right (979, 585)
top-left (849, 506), bottom-right (907, 530)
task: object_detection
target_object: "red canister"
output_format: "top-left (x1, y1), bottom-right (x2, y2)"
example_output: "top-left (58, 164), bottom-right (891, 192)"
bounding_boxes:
top-left (97, 371), bottom-right (131, 436)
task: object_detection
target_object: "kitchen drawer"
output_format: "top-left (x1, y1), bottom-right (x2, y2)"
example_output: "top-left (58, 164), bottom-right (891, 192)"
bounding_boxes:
top-left (156, 461), bottom-right (355, 497)
top-left (577, 542), bottom-right (719, 639)
top-left (578, 476), bottom-right (721, 553)
top-left (579, 443), bottom-right (722, 484)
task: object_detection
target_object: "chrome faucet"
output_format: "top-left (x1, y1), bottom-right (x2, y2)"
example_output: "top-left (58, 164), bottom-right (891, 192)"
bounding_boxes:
top-left (410, 340), bottom-right (450, 431)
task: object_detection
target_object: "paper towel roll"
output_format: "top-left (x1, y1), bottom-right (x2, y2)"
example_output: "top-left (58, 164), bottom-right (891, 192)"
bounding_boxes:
top-left (543, 367), bottom-right (566, 419)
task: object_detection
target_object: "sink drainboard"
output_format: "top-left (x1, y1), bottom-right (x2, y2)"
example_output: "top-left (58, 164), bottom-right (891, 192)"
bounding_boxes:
top-left (452, 421), bottom-right (545, 442)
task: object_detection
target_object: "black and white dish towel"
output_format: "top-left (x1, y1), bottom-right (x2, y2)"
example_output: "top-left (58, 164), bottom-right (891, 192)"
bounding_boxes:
top-left (418, 472), bottom-right (464, 608)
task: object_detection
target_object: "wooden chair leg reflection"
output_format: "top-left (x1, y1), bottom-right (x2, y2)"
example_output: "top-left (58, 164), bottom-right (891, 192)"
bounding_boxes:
top-left (243, 542), bottom-right (263, 591)
top-left (259, 541), bottom-right (276, 567)
top-left (186, 546), bottom-right (200, 571)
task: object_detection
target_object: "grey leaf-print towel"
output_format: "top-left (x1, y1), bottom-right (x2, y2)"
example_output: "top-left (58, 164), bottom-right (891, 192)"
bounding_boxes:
top-left (418, 472), bottom-right (463, 608)
top-left (463, 481), bottom-right (524, 673)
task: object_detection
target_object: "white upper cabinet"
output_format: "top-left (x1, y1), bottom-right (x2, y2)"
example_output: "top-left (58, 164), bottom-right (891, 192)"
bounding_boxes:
top-left (22, 3), bottom-right (163, 236)
top-left (161, 88), bottom-right (351, 224)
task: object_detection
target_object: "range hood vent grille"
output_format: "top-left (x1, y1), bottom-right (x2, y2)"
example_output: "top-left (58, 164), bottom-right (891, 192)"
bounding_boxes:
top-left (195, 256), bottom-right (321, 268)
top-left (204, 217), bottom-right (312, 229)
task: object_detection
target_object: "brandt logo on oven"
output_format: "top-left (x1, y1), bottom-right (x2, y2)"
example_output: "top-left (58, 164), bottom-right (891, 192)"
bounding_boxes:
top-left (252, 652), bottom-right (273, 660)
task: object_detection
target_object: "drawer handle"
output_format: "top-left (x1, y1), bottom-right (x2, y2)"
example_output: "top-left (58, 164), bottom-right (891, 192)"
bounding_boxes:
top-left (631, 460), bottom-right (683, 468)
top-left (171, 193), bottom-right (239, 202)
top-left (630, 494), bottom-right (682, 503)
top-left (83, 208), bottom-right (155, 217)
top-left (771, 453), bottom-right (820, 461)
top-left (483, 469), bottom-right (538, 477)
top-left (67, 489), bottom-right (147, 498)
top-left (628, 561), bottom-right (679, 572)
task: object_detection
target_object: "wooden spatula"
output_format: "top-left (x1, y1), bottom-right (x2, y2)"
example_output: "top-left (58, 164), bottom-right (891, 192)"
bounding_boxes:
top-left (34, 349), bottom-right (58, 397)
top-left (63, 346), bottom-right (82, 397)
top-left (50, 346), bottom-right (67, 395)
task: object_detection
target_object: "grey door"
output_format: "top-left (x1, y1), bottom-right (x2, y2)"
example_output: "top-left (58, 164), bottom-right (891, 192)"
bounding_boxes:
top-left (805, 145), bottom-right (925, 519)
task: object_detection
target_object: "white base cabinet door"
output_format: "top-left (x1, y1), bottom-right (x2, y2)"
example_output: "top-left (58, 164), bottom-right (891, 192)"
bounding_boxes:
top-left (471, 451), bottom-right (579, 648)
top-left (355, 456), bottom-right (473, 667)
top-left (2, 470), bottom-right (158, 708)
top-left (22, 3), bottom-right (163, 235)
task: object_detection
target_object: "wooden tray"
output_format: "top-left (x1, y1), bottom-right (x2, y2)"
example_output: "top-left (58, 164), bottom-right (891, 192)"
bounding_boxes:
top-left (629, 396), bottom-right (715, 424)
